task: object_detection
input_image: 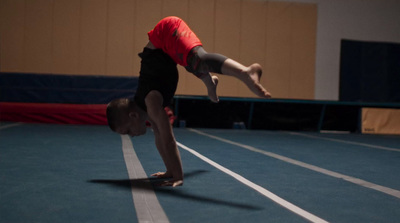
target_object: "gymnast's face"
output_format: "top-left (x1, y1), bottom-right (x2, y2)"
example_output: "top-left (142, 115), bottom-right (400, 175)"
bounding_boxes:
top-left (116, 111), bottom-right (147, 137)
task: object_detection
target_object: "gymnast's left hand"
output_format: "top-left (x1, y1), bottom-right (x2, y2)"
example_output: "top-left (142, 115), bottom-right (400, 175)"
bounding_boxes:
top-left (159, 179), bottom-right (183, 187)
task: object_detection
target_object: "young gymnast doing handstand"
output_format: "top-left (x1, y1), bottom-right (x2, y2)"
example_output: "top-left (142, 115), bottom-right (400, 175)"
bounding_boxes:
top-left (107, 16), bottom-right (271, 187)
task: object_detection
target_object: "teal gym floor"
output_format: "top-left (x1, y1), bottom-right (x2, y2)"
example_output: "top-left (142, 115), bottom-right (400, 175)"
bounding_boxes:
top-left (1, 122), bottom-right (400, 222)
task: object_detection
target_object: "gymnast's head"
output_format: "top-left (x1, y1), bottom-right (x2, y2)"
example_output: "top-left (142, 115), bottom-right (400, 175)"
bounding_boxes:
top-left (106, 98), bottom-right (147, 137)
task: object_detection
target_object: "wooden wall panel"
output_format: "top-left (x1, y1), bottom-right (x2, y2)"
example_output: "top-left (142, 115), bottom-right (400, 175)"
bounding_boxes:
top-left (52, 0), bottom-right (80, 75)
top-left (0, 0), bottom-right (25, 72)
top-left (0, 0), bottom-right (317, 100)
top-left (106, 0), bottom-right (135, 76)
top-left (215, 0), bottom-right (241, 97)
top-left (238, 0), bottom-right (268, 97)
top-left (265, 1), bottom-right (292, 98)
top-left (79, 0), bottom-right (108, 75)
top-left (24, 0), bottom-right (53, 73)
top-left (162, 0), bottom-right (188, 20)
top-left (264, 2), bottom-right (317, 99)
top-left (290, 3), bottom-right (316, 99)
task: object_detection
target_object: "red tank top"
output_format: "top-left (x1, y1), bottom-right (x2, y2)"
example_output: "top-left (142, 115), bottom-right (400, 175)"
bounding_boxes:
top-left (148, 16), bottom-right (202, 66)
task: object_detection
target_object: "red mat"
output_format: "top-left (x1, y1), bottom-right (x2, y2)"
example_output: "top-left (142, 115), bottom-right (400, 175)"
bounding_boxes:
top-left (0, 102), bottom-right (107, 125)
top-left (0, 102), bottom-right (176, 126)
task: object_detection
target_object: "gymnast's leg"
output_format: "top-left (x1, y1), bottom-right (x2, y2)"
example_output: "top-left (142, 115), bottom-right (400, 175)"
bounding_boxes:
top-left (186, 46), bottom-right (271, 102)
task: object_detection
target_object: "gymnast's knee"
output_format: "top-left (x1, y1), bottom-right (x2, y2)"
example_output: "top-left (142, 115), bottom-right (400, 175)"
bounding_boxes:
top-left (196, 47), bottom-right (228, 74)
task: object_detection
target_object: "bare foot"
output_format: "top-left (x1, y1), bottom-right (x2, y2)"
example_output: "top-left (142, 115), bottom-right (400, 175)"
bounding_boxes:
top-left (245, 64), bottom-right (271, 99)
top-left (202, 75), bottom-right (219, 103)
top-left (208, 76), bottom-right (219, 103)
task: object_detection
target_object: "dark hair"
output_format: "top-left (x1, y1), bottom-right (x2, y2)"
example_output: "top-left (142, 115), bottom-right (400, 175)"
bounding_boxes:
top-left (106, 98), bottom-right (131, 131)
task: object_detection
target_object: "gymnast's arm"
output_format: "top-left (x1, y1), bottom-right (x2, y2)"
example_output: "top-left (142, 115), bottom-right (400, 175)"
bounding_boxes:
top-left (145, 90), bottom-right (183, 187)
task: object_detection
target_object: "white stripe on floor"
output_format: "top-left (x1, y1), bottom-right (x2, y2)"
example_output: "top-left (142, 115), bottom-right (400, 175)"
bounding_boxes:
top-left (189, 129), bottom-right (400, 199)
top-left (121, 135), bottom-right (169, 223)
top-left (177, 141), bottom-right (329, 223)
top-left (290, 132), bottom-right (400, 152)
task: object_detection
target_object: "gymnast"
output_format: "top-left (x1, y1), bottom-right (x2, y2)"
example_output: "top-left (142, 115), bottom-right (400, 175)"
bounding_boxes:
top-left (107, 16), bottom-right (271, 187)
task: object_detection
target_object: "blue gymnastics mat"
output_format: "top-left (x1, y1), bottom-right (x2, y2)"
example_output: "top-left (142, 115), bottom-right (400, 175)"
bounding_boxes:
top-left (1, 122), bottom-right (400, 222)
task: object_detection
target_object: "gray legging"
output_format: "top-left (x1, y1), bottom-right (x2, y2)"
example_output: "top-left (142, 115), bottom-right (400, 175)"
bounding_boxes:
top-left (185, 46), bottom-right (228, 78)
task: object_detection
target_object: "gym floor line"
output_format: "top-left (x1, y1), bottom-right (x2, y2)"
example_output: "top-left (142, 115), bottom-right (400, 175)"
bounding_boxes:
top-left (1, 122), bottom-right (400, 223)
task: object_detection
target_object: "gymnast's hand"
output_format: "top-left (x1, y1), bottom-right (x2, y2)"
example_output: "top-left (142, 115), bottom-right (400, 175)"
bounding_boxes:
top-left (151, 171), bottom-right (172, 178)
top-left (151, 172), bottom-right (183, 187)
top-left (159, 179), bottom-right (183, 187)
